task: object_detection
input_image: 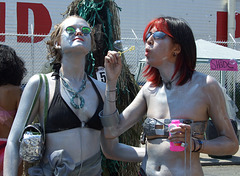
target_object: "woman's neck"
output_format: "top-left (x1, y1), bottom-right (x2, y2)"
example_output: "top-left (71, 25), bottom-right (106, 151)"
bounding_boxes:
top-left (158, 63), bottom-right (180, 90)
top-left (61, 53), bottom-right (86, 81)
top-left (157, 62), bottom-right (176, 81)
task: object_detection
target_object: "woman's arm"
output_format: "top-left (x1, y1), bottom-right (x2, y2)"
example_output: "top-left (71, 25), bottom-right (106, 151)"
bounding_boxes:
top-left (4, 74), bottom-right (43, 176)
top-left (202, 76), bottom-right (239, 155)
top-left (102, 51), bottom-right (147, 139)
top-left (100, 131), bottom-right (145, 162)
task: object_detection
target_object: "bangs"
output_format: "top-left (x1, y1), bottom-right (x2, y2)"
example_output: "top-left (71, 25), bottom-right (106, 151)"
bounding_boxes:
top-left (143, 17), bottom-right (173, 41)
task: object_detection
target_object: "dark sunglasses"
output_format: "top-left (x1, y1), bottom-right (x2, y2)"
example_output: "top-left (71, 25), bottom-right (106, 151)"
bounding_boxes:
top-left (145, 31), bottom-right (168, 41)
top-left (65, 26), bottom-right (91, 35)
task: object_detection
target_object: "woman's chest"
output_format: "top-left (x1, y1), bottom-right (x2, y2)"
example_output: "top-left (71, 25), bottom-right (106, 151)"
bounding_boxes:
top-left (145, 84), bottom-right (208, 120)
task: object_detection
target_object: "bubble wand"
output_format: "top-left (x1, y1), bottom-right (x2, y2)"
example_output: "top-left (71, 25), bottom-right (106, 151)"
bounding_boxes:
top-left (113, 40), bottom-right (135, 56)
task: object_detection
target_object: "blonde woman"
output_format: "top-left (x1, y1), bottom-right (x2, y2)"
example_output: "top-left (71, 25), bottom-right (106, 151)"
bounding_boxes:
top-left (4, 15), bottom-right (144, 176)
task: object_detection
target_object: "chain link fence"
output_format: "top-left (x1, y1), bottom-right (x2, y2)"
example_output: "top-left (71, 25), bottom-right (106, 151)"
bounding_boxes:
top-left (1, 33), bottom-right (240, 118)
top-left (0, 33), bottom-right (51, 84)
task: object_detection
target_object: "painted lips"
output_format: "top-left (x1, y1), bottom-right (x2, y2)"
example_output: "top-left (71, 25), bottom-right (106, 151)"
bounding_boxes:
top-left (73, 37), bottom-right (84, 41)
top-left (145, 49), bottom-right (150, 56)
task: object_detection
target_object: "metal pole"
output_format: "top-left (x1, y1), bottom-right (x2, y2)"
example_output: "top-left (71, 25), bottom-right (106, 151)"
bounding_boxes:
top-left (228, 0), bottom-right (236, 103)
top-left (31, 24), bottom-right (34, 76)
top-left (228, 0), bottom-right (236, 49)
top-left (131, 29), bottom-right (139, 73)
top-left (221, 71), bottom-right (226, 88)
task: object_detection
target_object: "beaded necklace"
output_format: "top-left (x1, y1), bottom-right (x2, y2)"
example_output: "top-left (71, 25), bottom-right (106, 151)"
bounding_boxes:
top-left (60, 72), bottom-right (87, 109)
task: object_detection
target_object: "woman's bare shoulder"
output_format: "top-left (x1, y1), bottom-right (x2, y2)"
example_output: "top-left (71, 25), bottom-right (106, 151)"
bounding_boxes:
top-left (0, 84), bottom-right (21, 93)
top-left (0, 85), bottom-right (21, 100)
top-left (205, 75), bottom-right (220, 89)
top-left (196, 73), bottom-right (225, 103)
top-left (21, 74), bottom-right (48, 96)
top-left (140, 81), bottom-right (158, 95)
top-left (192, 71), bottom-right (219, 88)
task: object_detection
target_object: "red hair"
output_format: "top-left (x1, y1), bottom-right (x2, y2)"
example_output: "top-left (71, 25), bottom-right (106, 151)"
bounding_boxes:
top-left (142, 17), bottom-right (196, 87)
top-left (143, 18), bottom-right (173, 40)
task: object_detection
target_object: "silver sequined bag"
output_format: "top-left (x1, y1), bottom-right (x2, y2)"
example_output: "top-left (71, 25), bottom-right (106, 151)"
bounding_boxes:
top-left (19, 123), bottom-right (45, 162)
top-left (19, 74), bottom-right (49, 163)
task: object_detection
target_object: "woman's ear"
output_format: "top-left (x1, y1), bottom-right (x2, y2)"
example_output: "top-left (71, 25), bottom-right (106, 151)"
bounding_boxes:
top-left (173, 43), bottom-right (181, 55)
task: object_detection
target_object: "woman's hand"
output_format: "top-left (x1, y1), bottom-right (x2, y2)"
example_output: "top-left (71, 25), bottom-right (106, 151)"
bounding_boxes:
top-left (168, 124), bottom-right (193, 152)
top-left (104, 51), bottom-right (122, 84)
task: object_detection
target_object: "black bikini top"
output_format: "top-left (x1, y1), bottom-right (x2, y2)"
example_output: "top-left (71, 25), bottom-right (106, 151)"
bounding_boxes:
top-left (45, 75), bottom-right (103, 133)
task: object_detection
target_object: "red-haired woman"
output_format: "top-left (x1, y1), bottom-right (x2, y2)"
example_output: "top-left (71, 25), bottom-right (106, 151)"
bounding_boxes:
top-left (102, 16), bottom-right (239, 176)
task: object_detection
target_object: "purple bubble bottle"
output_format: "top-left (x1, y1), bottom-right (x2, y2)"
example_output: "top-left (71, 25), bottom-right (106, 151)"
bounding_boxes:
top-left (168, 120), bottom-right (185, 152)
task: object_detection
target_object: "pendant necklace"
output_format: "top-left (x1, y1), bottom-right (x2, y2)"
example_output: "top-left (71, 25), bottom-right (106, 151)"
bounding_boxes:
top-left (162, 75), bottom-right (179, 90)
top-left (60, 72), bottom-right (87, 109)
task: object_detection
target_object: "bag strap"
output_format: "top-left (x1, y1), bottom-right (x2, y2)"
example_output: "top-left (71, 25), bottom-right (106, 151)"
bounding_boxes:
top-left (42, 74), bottom-right (49, 136)
top-left (23, 74), bottom-right (43, 127)
top-left (23, 74), bottom-right (49, 128)
top-left (19, 74), bottom-right (49, 142)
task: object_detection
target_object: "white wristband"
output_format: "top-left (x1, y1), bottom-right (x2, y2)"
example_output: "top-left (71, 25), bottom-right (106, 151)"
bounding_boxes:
top-left (99, 109), bottom-right (120, 127)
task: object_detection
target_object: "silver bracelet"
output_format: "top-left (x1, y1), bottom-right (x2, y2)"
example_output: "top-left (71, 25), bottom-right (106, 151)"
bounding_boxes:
top-left (105, 97), bottom-right (117, 102)
top-left (105, 89), bottom-right (117, 102)
top-left (99, 109), bottom-right (120, 127)
top-left (106, 88), bottom-right (117, 92)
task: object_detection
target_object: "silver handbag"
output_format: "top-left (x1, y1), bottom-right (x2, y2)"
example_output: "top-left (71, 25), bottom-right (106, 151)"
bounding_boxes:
top-left (19, 74), bottom-right (49, 163)
top-left (19, 123), bottom-right (45, 162)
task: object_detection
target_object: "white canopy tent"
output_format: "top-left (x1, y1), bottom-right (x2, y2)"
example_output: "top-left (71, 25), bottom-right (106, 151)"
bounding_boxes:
top-left (196, 39), bottom-right (240, 60)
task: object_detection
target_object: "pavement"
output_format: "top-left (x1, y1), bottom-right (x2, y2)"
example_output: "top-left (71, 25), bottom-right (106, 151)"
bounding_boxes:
top-left (200, 145), bottom-right (240, 166)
